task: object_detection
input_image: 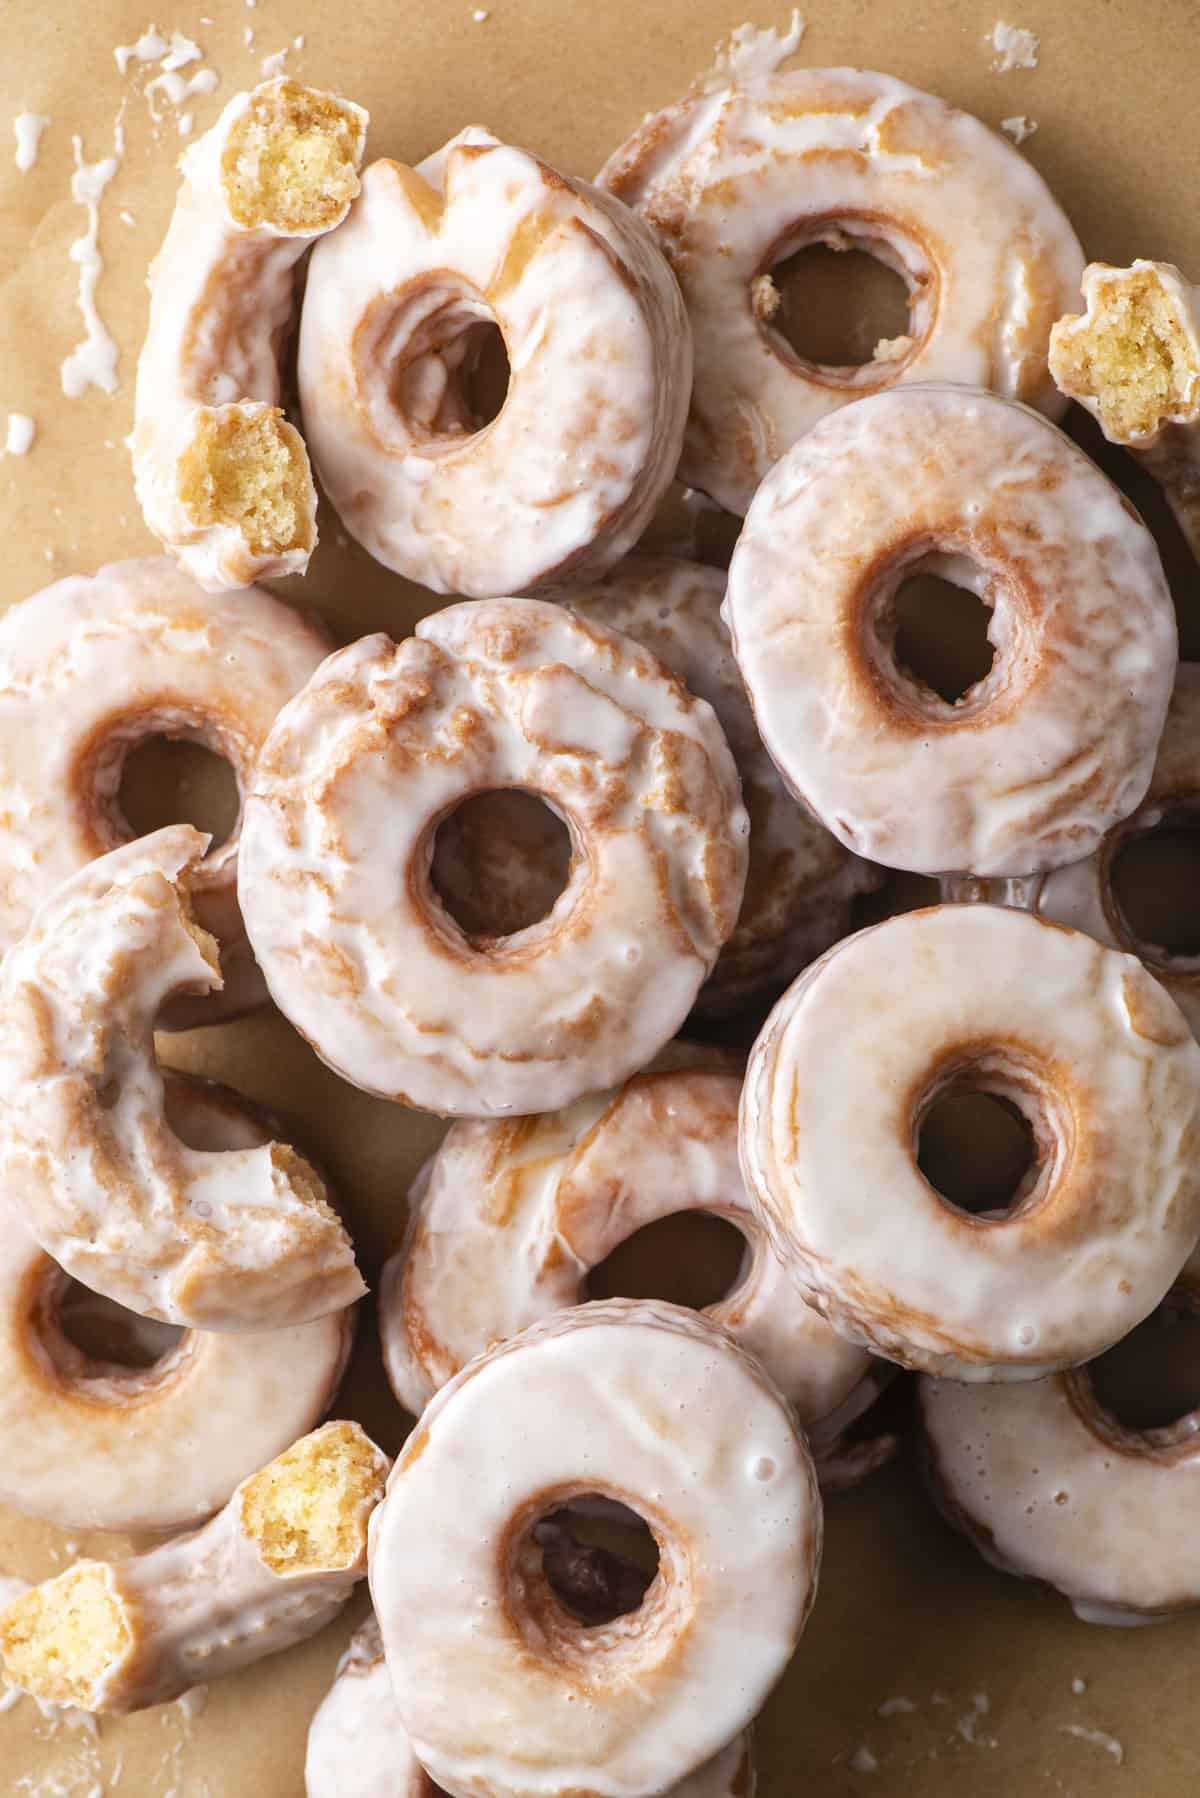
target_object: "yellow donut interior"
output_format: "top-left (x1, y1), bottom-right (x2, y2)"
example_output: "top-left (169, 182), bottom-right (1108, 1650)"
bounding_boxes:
top-left (0, 1564), bottom-right (132, 1709)
top-left (1057, 266), bottom-right (1200, 441)
top-left (239, 1420), bottom-right (384, 1575)
top-left (178, 406), bottom-right (315, 559)
top-left (221, 80), bottom-right (363, 234)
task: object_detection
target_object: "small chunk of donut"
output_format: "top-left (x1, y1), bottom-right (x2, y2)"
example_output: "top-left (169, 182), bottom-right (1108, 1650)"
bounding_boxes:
top-left (0, 1421), bottom-right (389, 1713)
top-left (371, 1299), bottom-right (816, 1798)
top-left (132, 80), bottom-right (368, 590)
top-left (297, 131), bottom-right (691, 596)
top-left (0, 825), bottom-right (365, 1331)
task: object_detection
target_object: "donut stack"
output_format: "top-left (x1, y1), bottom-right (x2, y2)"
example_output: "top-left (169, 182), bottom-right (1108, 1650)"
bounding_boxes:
top-left (1, 51), bottom-right (1199, 1798)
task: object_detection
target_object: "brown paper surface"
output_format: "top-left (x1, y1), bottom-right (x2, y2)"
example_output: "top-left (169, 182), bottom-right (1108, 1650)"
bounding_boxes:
top-left (2, 0), bottom-right (1200, 1791)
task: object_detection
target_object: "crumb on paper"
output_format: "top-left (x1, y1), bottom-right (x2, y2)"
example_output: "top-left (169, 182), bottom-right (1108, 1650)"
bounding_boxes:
top-left (61, 128), bottom-right (122, 399)
top-left (877, 1696), bottom-right (917, 1717)
top-left (1001, 114), bottom-right (1038, 143)
top-left (293, 34), bottom-right (306, 49)
top-left (6, 415), bottom-right (36, 456)
top-left (244, 26), bottom-right (254, 46)
top-left (13, 112), bottom-right (50, 172)
top-left (955, 1692), bottom-right (998, 1749)
top-left (988, 20), bottom-right (1039, 71)
top-left (1071, 1677), bottom-right (1088, 1695)
top-left (473, 6), bottom-right (490, 16)
top-left (751, 271), bottom-right (781, 321)
top-left (848, 1744), bottom-right (879, 1773)
top-left (701, 8), bottom-right (806, 92)
top-left (1060, 1724), bottom-right (1124, 1765)
top-left (119, 207), bottom-right (136, 225)
top-left (873, 334), bottom-right (914, 363)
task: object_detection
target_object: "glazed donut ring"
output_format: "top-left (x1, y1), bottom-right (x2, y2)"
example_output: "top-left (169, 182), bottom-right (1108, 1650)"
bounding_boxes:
top-left (598, 67), bottom-right (1084, 515)
top-left (297, 130), bottom-right (691, 596)
top-left (0, 825), bottom-right (365, 1331)
top-left (0, 1074), bottom-right (354, 1533)
top-left (919, 1267), bottom-right (1200, 1623)
top-left (380, 1059), bottom-right (877, 1438)
top-left (1035, 667), bottom-right (1200, 1036)
top-left (0, 556), bottom-right (331, 1029)
top-left (370, 1298), bottom-right (818, 1798)
top-left (239, 599), bottom-right (748, 1117)
top-left (305, 1613), bottom-right (757, 1798)
top-left (740, 903), bottom-right (1200, 1379)
top-left (133, 79), bottom-right (367, 589)
top-left (726, 386), bottom-right (1176, 876)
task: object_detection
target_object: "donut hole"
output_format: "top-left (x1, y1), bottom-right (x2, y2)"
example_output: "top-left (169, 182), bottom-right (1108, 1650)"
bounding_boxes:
top-left (916, 1083), bottom-right (1041, 1219)
top-left (762, 243), bottom-right (912, 370)
top-left (1087, 1293), bottom-right (1200, 1433)
top-left (893, 573), bottom-right (997, 705)
top-left (861, 548), bottom-right (1016, 720)
top-left (534, 1498), bottom-right (660, 1625)
top-left (1110, 809), bottom-right (1200, 959)
top-left (384, 285), bottom-right (511, 442)
top-left (117, 736), bottom-right (240, 854)
top-left (428, 789), bottom-right (572, 940)
top-left (585, 1213), bottom-right (749, 1311)
top-left (32, 1266), bottom-right (187, 1386)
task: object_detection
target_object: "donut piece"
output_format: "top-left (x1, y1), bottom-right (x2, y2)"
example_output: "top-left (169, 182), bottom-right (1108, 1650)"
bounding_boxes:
top-left (305, 1612), bottom-right (756, 1798)
top-left (1034, 667), bottom-right (1200, 1035)
top-left (370, 1299), bottom-right (817, 1798)
top-left (0, 1421), bottom-right (389, 1713)
top-left (1050, 259), bottom-right (1200, 562)
top-left (726, 386), bottom-right (1176, 877)
top-left (297, 130), bottom-right (691, 596)
top-left (740, 904), bottom-right (1200, 1379)
top-left (133, 79), bottom-right (368, 589)
top-left (239, 600), bottom-right (748, 1117)
top-left (0, 825), bottom-right (365, 1330)
top-left (380, 1059), bottom-right (888, 1486)
top-left (429, 559), bottom-right (878, 1013)
top-left (0, 556), bottom-right (330, 1029)
top-left (919, 1268), bottom-right (1200, 1622)
top-left (0, 1073), bottom-right (355, 1533)
top-left (598, 68), bottom-right (1084, 514)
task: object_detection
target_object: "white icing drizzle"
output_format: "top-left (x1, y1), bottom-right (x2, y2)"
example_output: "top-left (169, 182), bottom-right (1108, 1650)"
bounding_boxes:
top-left (955, 1692), bottom-right (998, 1747)
top-left (848, 1745), bottom-right (878, 1773)
top-left (5, 414), bottom-right (35, 455)
top-left (1059, 1724), bottom-right (1124, 1764)
top-left (260, 47), bottom-right (290, 77)
top-left (114, 23), bottom-right (171, 73)
top-left (702, 9), bottom-right (806, 90)
top-left (877, 1696), bottom-right (916, 1717)
top-left (145, 65), bottom-right (219, 121)
top-left (1001, 114), bottom-right (1037, 143)
top-left (13, 112), bottom-right (49, 171)
top-left (989, 20), bottom-right (1040, 70)
top-left (60, 126), bottom-right (122, 399)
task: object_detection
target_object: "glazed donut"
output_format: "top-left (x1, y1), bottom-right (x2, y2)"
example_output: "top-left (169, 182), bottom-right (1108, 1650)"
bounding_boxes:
top-left (238, 599), bottom-right (748, 1117)
top-left (0, 1421), bottom-right (389, 1713)
top-left (379, 1059), bottom-right (887, 1476)
top-left (0, 556), bottom-right (331, 1029)
top-left (370, 1298), bottom-right (817, 1798)
top-left (919, 1265), bottom-right (1200, 1623)
top-left (297, 129), bottom-right (691, 596)
top-left (726, 385), bottom-right (1176, 876)
top-left (429, 559), bottom-right (878, 1013)
top-left (740, 903), bottom-right (1200, 1379)
top-left (597, 67), bottom-right (1084, 515)
top-left (133, 79), bottom-right (367, 589)
top-left (1034, 667), bottom-right (1200, 1035)
top-left (0, 825), bottom-right (365, 1331)
top-left (0, 1073), bottom-right (355, 1533)
top-left (1050, 259), bottom-right (1200, 562)
top-left (305, 1612), bottom-right (756, 1798)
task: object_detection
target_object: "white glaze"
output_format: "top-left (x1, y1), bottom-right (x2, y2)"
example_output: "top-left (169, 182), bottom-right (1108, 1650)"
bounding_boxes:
top-left (0, 556), bottom-right (331, 1028)
top-left (0, 826), bottom-right (365, 1331)
top-left (132, 79), bottom-right (367, 589)
top-left (298, 131), bottom-right (691, 596)
top-left (0, 1073), bottom-right (354, 1533)
top-left (13, 113), bottom-right (49, 172)
top-left (1035, 665), bottom-right (1200, 1036)
top-left (4, 413), bottom-right (34, 455)
top-left (988, 20), bottom-right (1039, 70)
top-left (725, 385), bottom-right (1176, 876)
top-left (598, 68), bottom-right (1082, 514)
top-left (1050, 259), bottom-right (1200, 562)
top-left (740, 904), bottom-right (1200, 1378)
top-left (380, 1059), bottom-right (876, 1439)
top-left (61, 130), bottom-right (121, 399)
top-left (370, 1299), bottom-right (818, 1798)
top-left (306, 1613), bottom-right (757, 1798)
top-left (239, 600), bottom-right (748, 1118)
top-left (0, 1421), bottom-right (390, 1713)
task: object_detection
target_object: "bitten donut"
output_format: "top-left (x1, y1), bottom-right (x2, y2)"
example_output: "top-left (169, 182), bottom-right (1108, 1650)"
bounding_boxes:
top-left (430, 559), bottom-right (878, 1013)
top-left (1050, 260), bottom-right (1200, 562)
top-left (598, 67), bottom-right (1084, 514)
top-left (370, 1299), bottom-right (818, 1798)
top-left (919, 1265), bottom-right (1200, 1623)
top-left (306, 1613), bottom-right (757, 1798)
top-left (297, 129), bottom-right (691, 596)
top-left (239, 600), bottom-right (748, 1117)
top-left (0, 826), bottom-right (365, 1331)
top-left (133, 79), bottom-right (367, 588)
top-left (740, 904), bottom-right (1200, 1379)
top-left (726, 386), bottom-right (1176, 876)
top-left (380, 1057), bottom-right (891, 1486)
top-left (0, 1422), bottom-right (390, 1713)
top-left (0, 556), bottom-right (331, 1028)
top-left (1034, 667), bottom-right (1200, 1036)
top-left (0, 1073), bottom-right (354, 1533)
